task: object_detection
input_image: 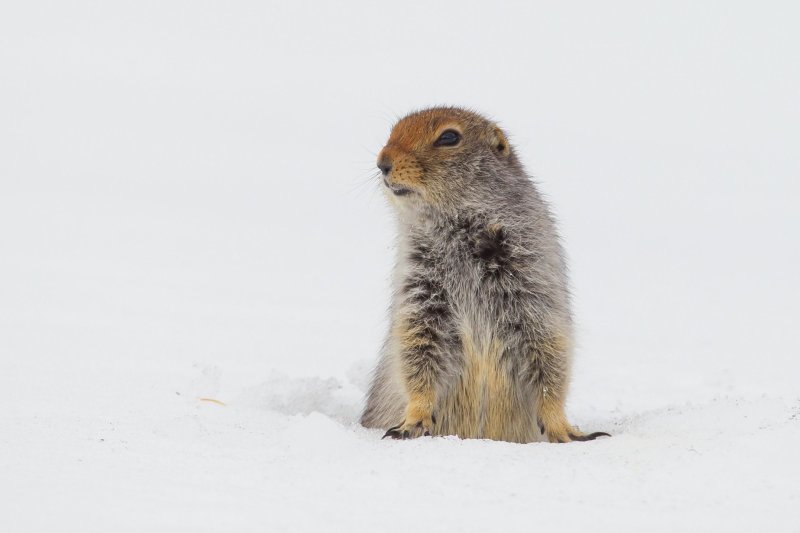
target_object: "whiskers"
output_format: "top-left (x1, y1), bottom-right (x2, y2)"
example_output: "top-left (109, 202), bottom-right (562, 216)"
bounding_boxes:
top-left (345, 167), bottom-right (383, 200)
top-left (345, 126), bottom-right (389, 200)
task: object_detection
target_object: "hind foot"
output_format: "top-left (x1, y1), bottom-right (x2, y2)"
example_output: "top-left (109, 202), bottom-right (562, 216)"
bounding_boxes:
top-left (538, 417), bottom-right (610, 443)
top-left (537, 394), bottom-right (610, 443)
top-left (382, 398), bottom-right (436, 440)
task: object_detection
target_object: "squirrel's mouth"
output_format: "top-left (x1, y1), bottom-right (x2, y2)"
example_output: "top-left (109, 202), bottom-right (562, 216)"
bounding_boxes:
top-left (383, 178), bottom-right (414, 196)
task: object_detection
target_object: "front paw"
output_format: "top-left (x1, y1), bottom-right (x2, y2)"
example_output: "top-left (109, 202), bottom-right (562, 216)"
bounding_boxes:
top-left (382, 413), bottom-right (436, 440)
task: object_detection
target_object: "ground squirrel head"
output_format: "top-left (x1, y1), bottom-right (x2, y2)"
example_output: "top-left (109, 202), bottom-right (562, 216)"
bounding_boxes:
top-left (377, 107), bottom-right (519, 212)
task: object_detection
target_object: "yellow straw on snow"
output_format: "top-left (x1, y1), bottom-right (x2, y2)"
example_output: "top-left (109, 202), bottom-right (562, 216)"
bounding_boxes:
top-left (199, 397), bottom-right (227, 406)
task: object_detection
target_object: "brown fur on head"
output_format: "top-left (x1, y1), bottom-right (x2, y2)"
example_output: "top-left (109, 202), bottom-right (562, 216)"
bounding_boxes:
top-left (377, 107), bottom-right (513, 207)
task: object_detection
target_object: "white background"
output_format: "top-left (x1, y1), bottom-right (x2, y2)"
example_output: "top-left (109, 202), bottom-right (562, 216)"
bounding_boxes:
top-left (1, 1), bottom-right (798, 531)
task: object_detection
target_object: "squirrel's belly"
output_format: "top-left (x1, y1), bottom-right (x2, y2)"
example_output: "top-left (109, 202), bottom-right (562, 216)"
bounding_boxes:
top-left (436, 335), bottom-right (542, 443)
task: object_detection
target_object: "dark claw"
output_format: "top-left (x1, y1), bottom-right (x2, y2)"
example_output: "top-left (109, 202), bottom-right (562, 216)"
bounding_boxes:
top-left (423, 431), bottom-right (430, 436)
top-left (568, 431), bottom-right (611, 442)
top-left (402, 430), bottom-right (410, 439)
top-left (537, 418), bottom-right (545, 434)
top-left (431, 413), bottom-right (437, 425)
top-left (415, 421), bottom-right (422, 428)
top-left (382, 423), bottom-right (404, 439)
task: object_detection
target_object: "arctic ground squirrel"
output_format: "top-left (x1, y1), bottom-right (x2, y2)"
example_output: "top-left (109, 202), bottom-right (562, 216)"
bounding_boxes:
top-left (361, 107), bottom-right (609, 443)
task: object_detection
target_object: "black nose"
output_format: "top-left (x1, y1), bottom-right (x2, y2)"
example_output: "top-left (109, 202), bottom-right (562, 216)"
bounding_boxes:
top-left (377, 161), bottom-right (392, 176)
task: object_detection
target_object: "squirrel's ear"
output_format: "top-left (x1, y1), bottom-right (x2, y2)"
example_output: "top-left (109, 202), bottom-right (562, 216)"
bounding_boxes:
top-left (489, 126), bottom-right (510, 157)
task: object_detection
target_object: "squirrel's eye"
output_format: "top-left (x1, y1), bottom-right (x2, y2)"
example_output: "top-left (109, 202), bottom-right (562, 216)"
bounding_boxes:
top-left (434, 129), bottom-right (461, 147)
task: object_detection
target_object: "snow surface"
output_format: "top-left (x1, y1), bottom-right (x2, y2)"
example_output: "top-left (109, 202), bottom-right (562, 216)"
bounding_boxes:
top-left (1, 2), bottom-right (799, 531)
